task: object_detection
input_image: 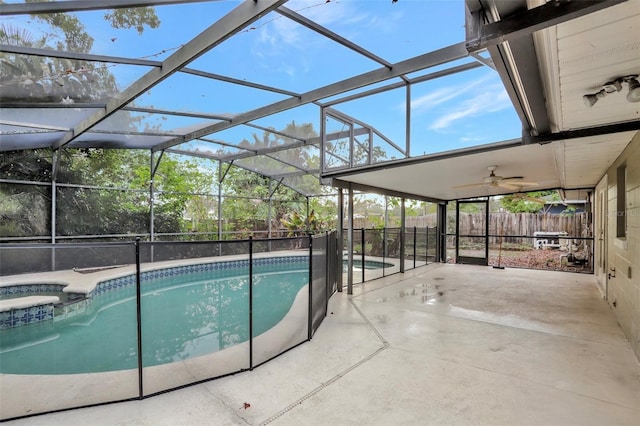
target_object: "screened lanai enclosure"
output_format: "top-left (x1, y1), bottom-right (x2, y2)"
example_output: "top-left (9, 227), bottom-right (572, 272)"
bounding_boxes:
top-left (1, 0), bottom-right (639, 421)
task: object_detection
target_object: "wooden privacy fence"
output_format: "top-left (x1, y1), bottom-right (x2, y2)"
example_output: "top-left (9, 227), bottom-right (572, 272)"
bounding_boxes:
top-left (488, 212), bottom-right (588, 237)
top-left (405, 214), bottom-right (437, 228)
top-left (407, 212), bottom-right (590, 245)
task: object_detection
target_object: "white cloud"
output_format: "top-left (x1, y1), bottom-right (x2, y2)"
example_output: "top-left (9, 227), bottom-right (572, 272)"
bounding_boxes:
top-left (255, 1), bottom-right (386, 54)
top-left (410, 87), bottom-right (462, 111)
top-left (257, 0), bottom-right (354, 51)
top-left (408, 73), bottom-right (496, 114)
top-left (429, 86), bottom-right (510, 130)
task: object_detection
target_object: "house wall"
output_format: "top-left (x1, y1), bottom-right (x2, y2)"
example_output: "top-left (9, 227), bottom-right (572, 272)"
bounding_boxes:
top-left (602, 131), bottom-right (640, 361)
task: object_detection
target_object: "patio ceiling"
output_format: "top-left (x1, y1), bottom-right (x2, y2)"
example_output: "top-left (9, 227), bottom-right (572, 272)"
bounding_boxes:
top-left (1, 0), bottom-right (639, 200)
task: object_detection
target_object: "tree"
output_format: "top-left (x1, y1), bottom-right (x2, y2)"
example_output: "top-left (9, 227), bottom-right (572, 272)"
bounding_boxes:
top-left (0, 6), bottom-right (217, 239)
top-left (220, 121), bottom-right (322, 236)
top-left (0, 148), bottom-right (216, 239)
top-left (280, 210), bottom-right (326, 235)
top-left (499, 190), bottom-right (558, 213)
top-left (0, 4), bottom-right (159, 103)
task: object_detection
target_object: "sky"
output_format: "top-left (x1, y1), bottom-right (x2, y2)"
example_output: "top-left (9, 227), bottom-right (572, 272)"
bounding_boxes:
top-left (4, 0), bottom-right (523, 158)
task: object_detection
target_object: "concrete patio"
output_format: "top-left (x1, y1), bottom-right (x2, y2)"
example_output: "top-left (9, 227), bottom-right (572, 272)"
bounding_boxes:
top-left (7, 263), bottom-right (640, 426)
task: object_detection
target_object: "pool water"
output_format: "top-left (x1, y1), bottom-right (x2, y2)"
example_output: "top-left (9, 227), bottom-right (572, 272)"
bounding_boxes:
top-left (0, 263), bottom-right (308, 374)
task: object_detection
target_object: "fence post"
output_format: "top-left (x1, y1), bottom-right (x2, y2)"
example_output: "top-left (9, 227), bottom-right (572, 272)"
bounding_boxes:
top-left (382, 228), bottom-right (386, 277)
top-left (424, 227), bottom-right (428, 264)
top-left (413, 226), bottom-right (417, 268)
top-left (135, 237), bottom-right (143, 398)
top-left (324, 231), bottom-right (330, 317)
top-left (249, 236), bottom-right (253, 370)
top-left (308, 233), bottom-right (313, 341)
top-left (361, 228), bottom-right (366, 283)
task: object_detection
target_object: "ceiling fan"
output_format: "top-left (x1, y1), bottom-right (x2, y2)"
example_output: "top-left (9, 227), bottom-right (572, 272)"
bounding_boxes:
top-left (453, 166), bottom-right (540, 191)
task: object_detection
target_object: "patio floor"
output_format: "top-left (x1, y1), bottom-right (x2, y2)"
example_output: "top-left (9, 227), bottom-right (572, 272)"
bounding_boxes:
top-left (7, 263), bottom-right (640, 426)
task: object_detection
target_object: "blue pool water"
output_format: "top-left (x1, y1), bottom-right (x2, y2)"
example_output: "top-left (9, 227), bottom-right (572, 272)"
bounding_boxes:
top-left (0, 262), bottom-right (308, 375)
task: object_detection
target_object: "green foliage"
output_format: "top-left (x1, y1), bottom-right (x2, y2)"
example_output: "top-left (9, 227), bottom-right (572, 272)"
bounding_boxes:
top-left (499, 190), bottom-right (558, 213)
top-left (458, 202), bottom-right (482, 213)
top-left (0, 188), bottom-right (49, 237)
top-left (309, 197), bottom-right (338, 229)
top-left (1, 3), bottom-right (159, 103)
top-left (280, 210), bottom-right (327, 235)
top-left (0, 149), bottom-right (216, 239)
top-left (104, 8), bottom-right (160, 34)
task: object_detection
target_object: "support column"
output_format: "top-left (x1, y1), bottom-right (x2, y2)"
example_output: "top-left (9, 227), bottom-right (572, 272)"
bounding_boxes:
top-left (50, 149), bottom-right (60, 245)
top-left (149, 151), bottom-right (155, 243)
top-left (51, 180), bottom-right (56, 245)
top-left (400, 198), bottom-right (405, 273)
top-left (347, 185), bottom-right (354, 295)
top-left (337, 188), bottom-right (344, 292)
top-left (384, 195), bottom-right (389, 227)
top-left (306, 196), bottom-right (310, 234)
top-left (218, 160), bottom-right (223, 241)
top-left (406, 82), bottom-right (411, 157)
top-left (51, 150), bottom-right (60, 271)
top-left (268, 180), bottom-right (273, 240)
top-left (437, 203), bottom-right (447, 262)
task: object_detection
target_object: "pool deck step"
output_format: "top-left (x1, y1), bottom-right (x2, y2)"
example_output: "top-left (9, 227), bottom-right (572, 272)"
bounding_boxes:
top-left (0, 295), bottom-right (59, 312)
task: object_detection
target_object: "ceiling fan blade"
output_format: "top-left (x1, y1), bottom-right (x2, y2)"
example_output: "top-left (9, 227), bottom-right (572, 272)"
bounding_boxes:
top-left (451, 182), bottom-right (486, 189)
top-left (502, 177), bottom-right (539, 186)
top-left (452, 166), bottom-right (540, 191)
top-left (498, 182), bottom-right (522, 190)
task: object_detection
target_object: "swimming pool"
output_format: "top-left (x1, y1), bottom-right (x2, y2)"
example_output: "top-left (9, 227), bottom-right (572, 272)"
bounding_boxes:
top-left (0, 259), bottom-right (308, 375)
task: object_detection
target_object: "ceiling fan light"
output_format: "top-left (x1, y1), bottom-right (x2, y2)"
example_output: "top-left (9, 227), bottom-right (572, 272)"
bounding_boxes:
top-left (626, 78), bottom-right (640, 103)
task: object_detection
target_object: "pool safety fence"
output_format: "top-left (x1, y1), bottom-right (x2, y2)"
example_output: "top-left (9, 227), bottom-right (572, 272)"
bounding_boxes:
top-left (344, 227), bottom-right (436, 284)
top-left (0, 232), bottom-right (339, 421)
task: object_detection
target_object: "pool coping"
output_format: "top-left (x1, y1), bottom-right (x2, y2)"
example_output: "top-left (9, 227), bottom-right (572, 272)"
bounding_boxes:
top-left (0, 250), bottom-right (309, 313)
top-left (0, 295), bottom-right (59, 312)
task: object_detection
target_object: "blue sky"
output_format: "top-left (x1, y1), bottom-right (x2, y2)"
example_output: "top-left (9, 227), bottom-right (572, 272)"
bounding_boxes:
top-left (5, 0), bottom-right (522, 157)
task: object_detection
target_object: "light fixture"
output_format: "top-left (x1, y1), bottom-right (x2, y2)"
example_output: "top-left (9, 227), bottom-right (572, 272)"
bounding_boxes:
top-left (602, 80), bottom-right (622, 93)
top-left (583, 89), bottom-right (606, 107)
top-left (623, 76), bottom-right (640, 103)
top-left (583, 74), bottom-right (640, 107)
